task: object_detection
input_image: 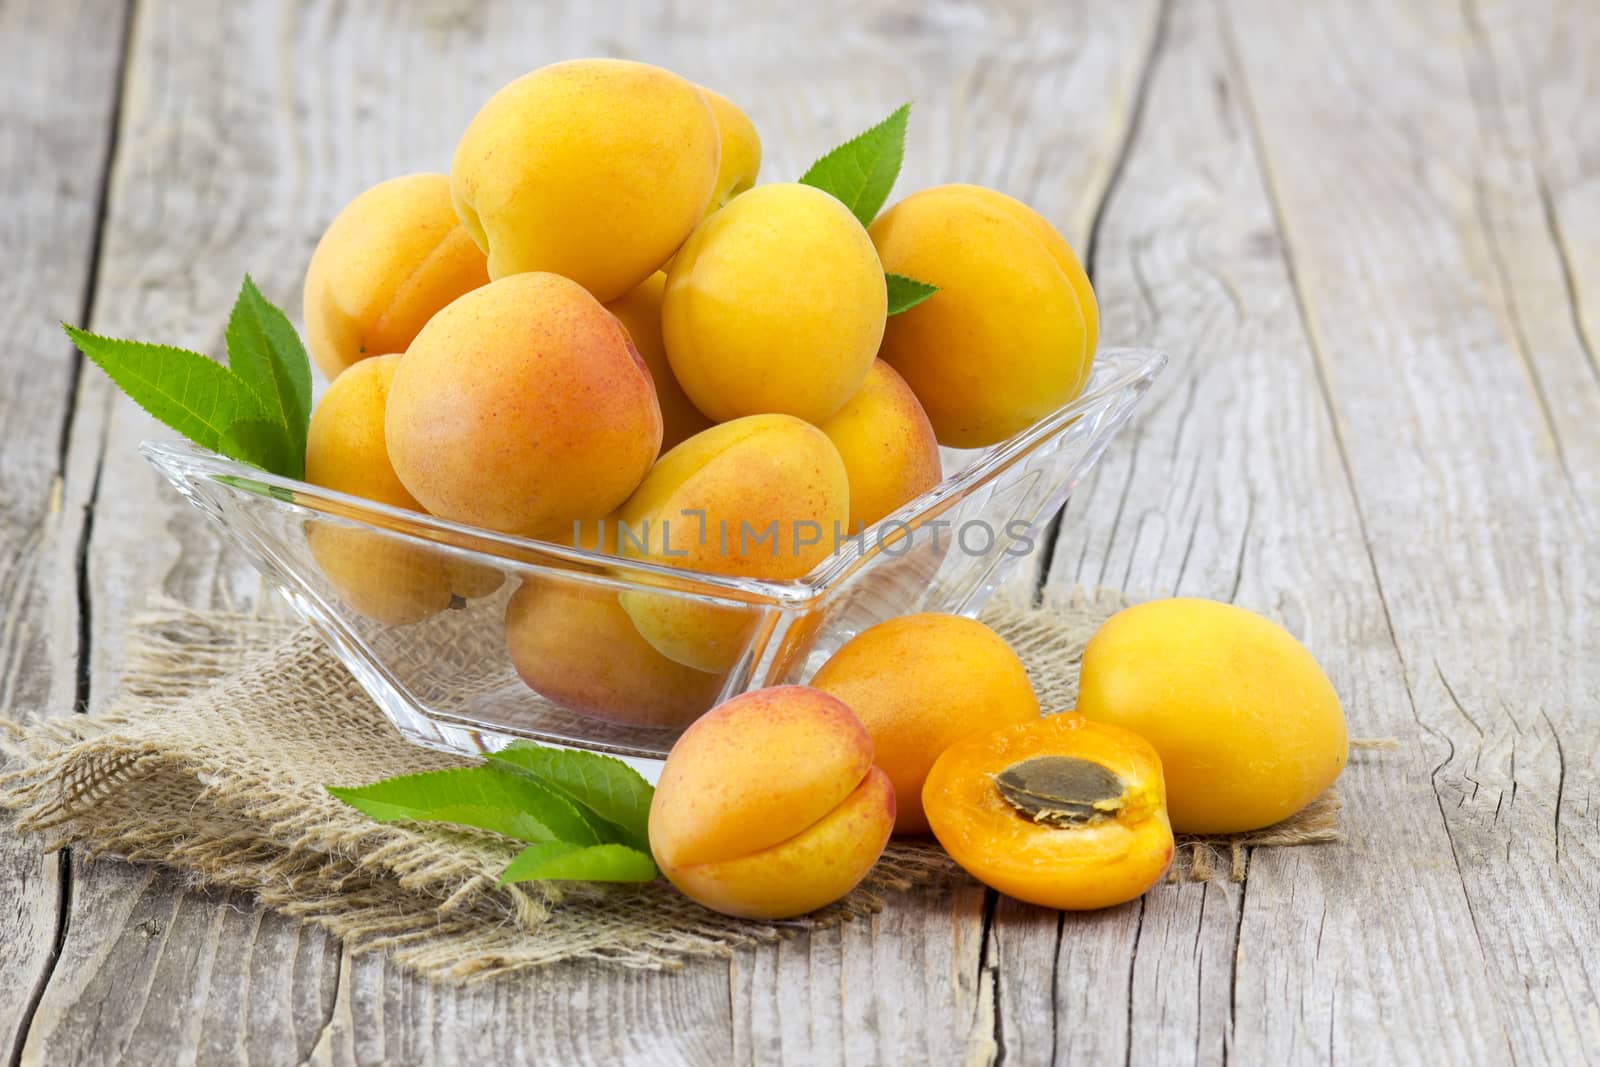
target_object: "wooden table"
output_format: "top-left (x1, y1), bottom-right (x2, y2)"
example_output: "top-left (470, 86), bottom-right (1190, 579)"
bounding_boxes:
top-left (3, 1), bottom-right (1596, 1063)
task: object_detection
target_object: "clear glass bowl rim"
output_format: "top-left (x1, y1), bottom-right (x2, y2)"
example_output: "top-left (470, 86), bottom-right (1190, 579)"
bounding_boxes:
top-left (142, 346), bottom-right (1166, 608)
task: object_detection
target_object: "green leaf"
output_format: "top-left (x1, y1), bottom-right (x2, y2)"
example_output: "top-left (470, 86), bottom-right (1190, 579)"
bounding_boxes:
top-left (886, 273), bottom-right (938, 315)
top-left (63, 326), bottom-right (268, 454)
top-left (499, 842), bottom-right (658, 886)
top-left (225, 275), bottom-right (313, 450)
top-left (326, 766), bottom-right (601, 845)
top-left (800, 103), bottom-right (910, 227)
top-left (488, 743), bottom-right (654, 851)
top-left (400, 804), bottom-right (567, 844)
top-left (219, 417), bottom-right (302, 479)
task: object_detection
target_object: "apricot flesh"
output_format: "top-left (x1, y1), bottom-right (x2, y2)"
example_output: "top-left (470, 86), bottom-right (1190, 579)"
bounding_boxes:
top-left (503, 575), bottom-right (722, 731)
top-left (819, 360), bottom-right (942, 530)
top-left (649, 686), bottom-right (895, 918)
top-left (615, 415), bottom-right (849, 671)
top-left (385, 272), bottom-right (663, 538)
top-left (810, 613), bottom-right (1040, 834)
top-left (451, 58), bottom-right (720, 301)
top-left (302, 174), bottom-right (489, 381)
top-left (923, 714), bottom-right (1173, 911)
top-left (1075, 598), bottom-right (1348, 834)
top-left (870, 184), bottom-right (1096, 447)
top-left (664, 183), bottom-right (885, 424)
top-left (606, 273), bottom-right (712, 451)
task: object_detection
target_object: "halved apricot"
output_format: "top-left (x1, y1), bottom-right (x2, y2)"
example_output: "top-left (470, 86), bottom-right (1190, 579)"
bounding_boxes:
top-left (922, 714), bottom-right (1173, 910)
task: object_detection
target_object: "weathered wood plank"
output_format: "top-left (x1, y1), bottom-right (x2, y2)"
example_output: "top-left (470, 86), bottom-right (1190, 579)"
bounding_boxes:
top-left (1024, 0), bottom-right (1519, 1061)
top-left (0, 0), bottom-right (129, 1060)
top-left (1222, 1), bottom-right (1600, 1063)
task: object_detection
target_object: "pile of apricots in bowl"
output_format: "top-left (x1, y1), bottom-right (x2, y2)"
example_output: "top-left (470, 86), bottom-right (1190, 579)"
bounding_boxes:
top-left (298, 57), bottom-right (1349, 918)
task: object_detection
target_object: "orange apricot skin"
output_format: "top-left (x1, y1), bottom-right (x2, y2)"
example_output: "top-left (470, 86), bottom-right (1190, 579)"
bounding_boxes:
top-left (303, 174), bottom-right (488, 381)
top-left (648, 686), bottom-right (894, 919)
top-left (657, 766), bottom-right (895, 920)
top-left (819, 360), bottom-right (942, 530)
top-left (503, 576), bottom-right (721, 731)
top-left (810, 613), bottom-right (1039, 835)
top-left (606, 273), bottom-right (712, 451)
top-left (923, 714), bottom-right (1174, 911)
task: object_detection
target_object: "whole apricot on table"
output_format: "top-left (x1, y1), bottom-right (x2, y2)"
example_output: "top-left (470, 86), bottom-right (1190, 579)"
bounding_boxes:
top-left (870, 184), bottom-right (1097, 447)
top-left (1075, 598), bottom-right (1349, 834)
top-left (648, 686), bottom-right (895, 919)
top-left (819, 360), bottom-right (942, 531)
top-left (606, 273), bottom-right (712, 451)
top-left (699, 86), bottom-right (761, 207)
top-left (385, 272), bottom-right (663, 538)
top-left (924, 713), bottom-right (1173, 910)
top-left (810, 613), bottom-right (1040, 834)
top-left (615, 414), bottom-right (849, 671)
top-left (664, 182), bottom-right (885, 424)
top-left (503, 574), bottom-right (722, 731)
top-left (302, 174), bottom-right (489, 381)
top-left (450, 58), bottom-right (720, 301)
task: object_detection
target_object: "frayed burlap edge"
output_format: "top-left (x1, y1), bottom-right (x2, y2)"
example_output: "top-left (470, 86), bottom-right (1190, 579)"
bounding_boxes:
top-left (0, 588), bottom-right (1388, 981)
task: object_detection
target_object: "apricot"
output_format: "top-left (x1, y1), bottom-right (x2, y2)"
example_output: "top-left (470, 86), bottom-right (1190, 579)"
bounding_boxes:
top-left (819, 361), bottom-right (942, 530)
top-left (302, 174), bottom-right (489, 381)
top-left (305, 524), bottom-right (451, 626)
top-left (663, 183), bottom-right (885, 424)
top-left (810, 613), bottom-right (1039, 834)
top-left (606, 273), bottom-right (712, 450)
top-left (924, 714), bottom-right (1173, 910)
top-left (503, 575), bottom-right (722, 731)
top-left (1075, 598), bottom-right (1349, 834)
top-left (305, 354), bottom-right (420, 511)
top-left (648, 686), bottom-right (895, 918)
top-left (615, 414), bottom-right (849, 671)
top-left (451, 59), bottom-right (720, 301)
top-left (869, 184), bottom-right (1097, 447)
top-left (385, 272), bottom-right (663, 538)
top-left (700, 87), bottom-right (761, 207)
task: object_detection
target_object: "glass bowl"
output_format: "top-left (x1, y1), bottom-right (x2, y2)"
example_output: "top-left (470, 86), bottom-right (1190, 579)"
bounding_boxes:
top-left (144, 347), bottom-right (1165, 763)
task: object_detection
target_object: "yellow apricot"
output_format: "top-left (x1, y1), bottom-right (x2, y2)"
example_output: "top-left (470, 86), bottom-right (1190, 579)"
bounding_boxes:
top-left (870, 184), bottom-right (1096, 447)
top-left (302, 174), bottom-right (488, 381)
top-left (385, 273), bottom-right (663, 538)
top-left (1075, 598), bottom-right (1349, 834)
top-left (451, 59), bottom-right (720, 301)
top-left (664, 183), bottom-right (885, 424)
top-left (606, 273), bottom-right (712, 450)
top-left (503, 575), bottom-right (722, 731)
top-left (615, 415), bottom-right (849, 670)
top-left (649, 686), bottom-right (895, 918)
top-left (811, 613), bottom-right (1040, 834)
top-left (819, 360), bottom-right (942, 530)
top-left (305, 524), bottom-right (451, 627)
top-left (700, 87), bottom-right (761, 206)
top-left (305, 354), bottom-right (418, 510)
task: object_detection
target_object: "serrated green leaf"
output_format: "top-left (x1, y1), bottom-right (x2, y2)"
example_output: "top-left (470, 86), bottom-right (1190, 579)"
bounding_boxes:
top-left (488, 743), bottom-right (653, 851)
top-left (326, 766), bottom-right (600, 845)
top-left (219, 417), bottom-right (302, 479)
top-left (225, 275), bottom-right (312, 452)
top-left (400, 804), bottom-right (566, 844)
top-left (886, 273), bottom-right (938, 315)
top-left (64, 325), bottom-right (268, 454)
top-left (799, 104), bottom-right (910, 227)
top-left (499, 842), bottom-right (658, 886)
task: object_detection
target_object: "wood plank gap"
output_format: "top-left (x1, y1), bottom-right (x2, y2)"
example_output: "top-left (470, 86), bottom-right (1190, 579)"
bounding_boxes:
top-left (7, 5), bottom-right (137, 1065)
top-left (1031, 0), bottom-right (1172, 605)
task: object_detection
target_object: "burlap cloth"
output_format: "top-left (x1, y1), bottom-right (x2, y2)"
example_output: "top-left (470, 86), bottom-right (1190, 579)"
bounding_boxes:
top-left (0, 587), bottom-right (1383, 982)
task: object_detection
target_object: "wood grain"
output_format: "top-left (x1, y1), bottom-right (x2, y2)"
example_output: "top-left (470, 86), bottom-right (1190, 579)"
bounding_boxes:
top-left (4, 0), bottom-right (1597, 1062)
top-left (1223, 0), bottom-right (1599, 1062)
top-left (0, 0), bottom-right (128, 1062)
